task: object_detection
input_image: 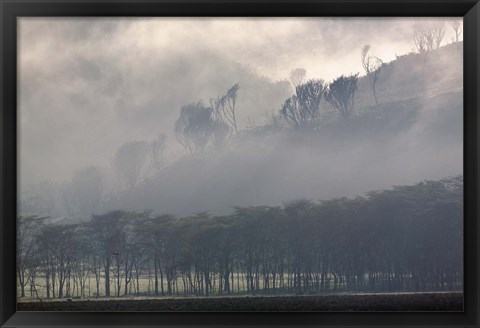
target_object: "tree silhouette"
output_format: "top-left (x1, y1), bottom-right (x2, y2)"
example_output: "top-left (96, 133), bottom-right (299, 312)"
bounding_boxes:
top-left (361, 45), bottom-right (383, 104)
top-left (88, 211), bottom-right (128, 297)
top-left (17, 177), bottom-right (463, 299)
top-left (414, 21), bottom-right (445, 53)
top-left (449, 20), bottom-right (462, 43)
top-left (175, 102), bottom-right (215, 154)
top-left (280, 79), bottom-right (325, 129)
top-left (211, 84), bottom-right (240, 134)
top-left (413, 21), bottom-right (445, 79)
top-left (17, 216), bottom-right (47, 298)
top-left (325, 74), bottom-right (359, 121)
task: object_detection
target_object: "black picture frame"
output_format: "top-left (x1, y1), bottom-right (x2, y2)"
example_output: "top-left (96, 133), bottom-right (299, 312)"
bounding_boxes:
top-left (1, 0), bottom-right (479, 327)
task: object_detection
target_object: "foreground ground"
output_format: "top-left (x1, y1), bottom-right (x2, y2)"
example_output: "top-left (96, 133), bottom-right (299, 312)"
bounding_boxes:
top-left (18, 292), bottom-right (463, 311)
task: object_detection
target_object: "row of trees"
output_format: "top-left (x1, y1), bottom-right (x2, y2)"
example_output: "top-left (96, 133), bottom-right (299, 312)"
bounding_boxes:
top-left (282, 20), bottom-right (462, 130)
top-left (113, 50), bottom-right (374, 185)
top-left (280, 74), bottom-right (360, 130)
top-left (174, 40), bottom-right (392, 152)
top-left (18, 176), bottom-right (463, 299)
top-left (413, 20), bottom-right (463, 54)
top-left (173, 72), bottom-right (362, 155)
top-left (412, 20), bottom-right (462, 78)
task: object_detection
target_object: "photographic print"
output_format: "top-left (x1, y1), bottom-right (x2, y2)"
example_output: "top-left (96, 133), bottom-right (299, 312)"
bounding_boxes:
top-left (17, 17), bottom-right (463, 311)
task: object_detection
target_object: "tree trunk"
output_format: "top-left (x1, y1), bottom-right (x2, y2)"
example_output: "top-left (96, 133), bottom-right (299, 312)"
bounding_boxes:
top-left (104, 259), bottom-right (110, 297)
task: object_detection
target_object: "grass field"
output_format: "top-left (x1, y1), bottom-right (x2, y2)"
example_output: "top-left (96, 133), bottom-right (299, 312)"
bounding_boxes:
top-left (18, 272), bottom-right (463, 302)
top-left (17, 291), bottom-right (463, 311)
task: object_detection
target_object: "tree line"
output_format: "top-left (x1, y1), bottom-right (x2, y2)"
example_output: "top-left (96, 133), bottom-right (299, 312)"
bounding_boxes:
top-left (18, 176), bottom-right (463, 299)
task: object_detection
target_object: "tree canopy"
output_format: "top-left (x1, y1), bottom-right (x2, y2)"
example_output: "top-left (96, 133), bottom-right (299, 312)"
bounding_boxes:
top-left (17, 176), bottom-right (463, 299)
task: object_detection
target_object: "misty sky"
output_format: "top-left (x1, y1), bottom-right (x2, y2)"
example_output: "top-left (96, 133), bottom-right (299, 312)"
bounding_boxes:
top-left (18, 17), bottom-right (462, 197)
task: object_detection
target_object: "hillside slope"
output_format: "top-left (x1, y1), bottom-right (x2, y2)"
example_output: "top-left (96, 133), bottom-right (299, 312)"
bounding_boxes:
top-left (103, 43), bottom-right (463, 216)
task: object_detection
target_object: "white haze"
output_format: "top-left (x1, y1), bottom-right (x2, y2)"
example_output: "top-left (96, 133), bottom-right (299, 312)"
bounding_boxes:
top-left (18, 17), bottom-right (463, 218)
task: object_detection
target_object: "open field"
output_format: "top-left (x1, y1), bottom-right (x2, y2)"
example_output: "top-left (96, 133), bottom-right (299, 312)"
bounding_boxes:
top-left (18, 273), bottom-right (464, 301)
top-left (18, 291), bottom-right (463, 311)
top-left (19, 273), bottom-right (305, 299)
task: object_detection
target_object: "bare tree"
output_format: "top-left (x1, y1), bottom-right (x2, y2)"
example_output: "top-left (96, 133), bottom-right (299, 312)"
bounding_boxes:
top-left (175, 102), bottom-right (215, 154)
top-left (449, 20), bottom-right (462, 43)
top-left (39, 223), bottom-right (79, 298)
top-left (17, 216), bottom-right (46, 298)
top-left (289, 68), bottom-right (306, 88)
top-left (361, 45), bottom-right (383, 105)
top-left (414, 21), bottom-right (445, 53)
top-left (414, 23), bottom-right (428, 54)
top-left (114, 141), bottom-right (148, 188)
top-left (433, 23), bottom-right (446, 49)
top-left (325, 74), bottom-right (359, 121)
top-left (413, 21), bottom-right (445, 79)
top-left (280, 79), bottom-right (325, 130)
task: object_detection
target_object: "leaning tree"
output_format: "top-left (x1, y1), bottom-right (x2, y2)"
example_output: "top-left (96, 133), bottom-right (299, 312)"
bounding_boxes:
top-left (211, 84), bottom-right (240, 134)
